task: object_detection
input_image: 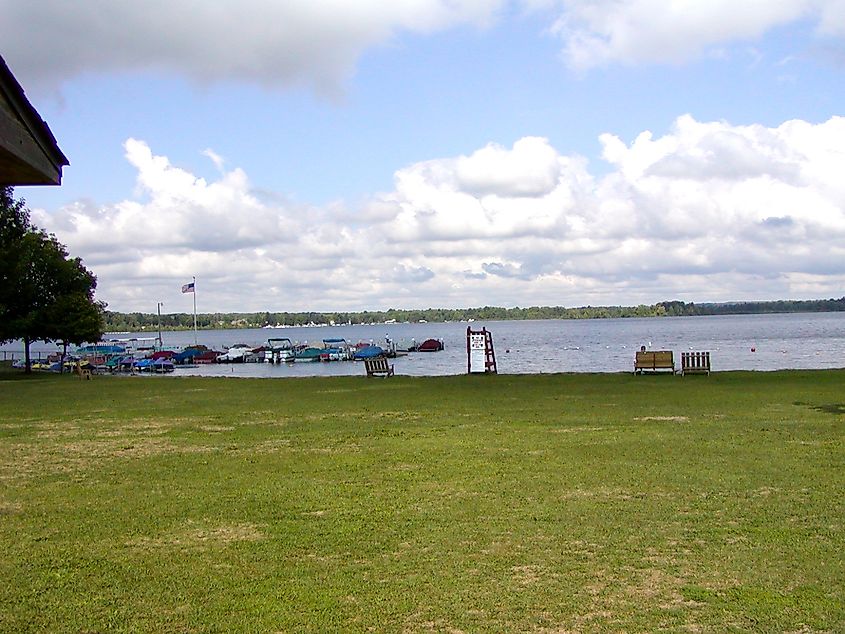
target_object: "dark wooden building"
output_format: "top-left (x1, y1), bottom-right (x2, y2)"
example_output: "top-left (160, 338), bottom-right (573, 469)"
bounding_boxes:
top-left (0, 54), bottom-right (68, 186)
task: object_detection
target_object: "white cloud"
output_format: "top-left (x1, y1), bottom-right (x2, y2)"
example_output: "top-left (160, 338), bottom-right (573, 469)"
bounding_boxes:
top-left (202, 149), bottom-right (226, 173)
top-left (548, 0), bottom-right (835, 70)
top-left (0, 0), bottom-right (505, 92)
top-left (386, 138), bottom-right (590, 242)
top-left (817, 0), bottom-right (845, 37)
top-left (4, 0), bottom-right (842, 95)
top-left (32, 116), bottom-right (845, 312)
top-left (454, 137), bottom-right (563, 197)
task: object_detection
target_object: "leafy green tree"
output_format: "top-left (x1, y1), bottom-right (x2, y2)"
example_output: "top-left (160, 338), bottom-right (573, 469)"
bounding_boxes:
top-left (0, 187), bottom-right (30, 325)
top-left (0, 188), bottom-right (103, 372)
top-left (44, 294), bottom-right (105, 373)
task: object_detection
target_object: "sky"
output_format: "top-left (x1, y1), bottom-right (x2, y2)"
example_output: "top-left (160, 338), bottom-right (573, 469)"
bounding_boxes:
top-left (3, 0), bottom-right (845, 314)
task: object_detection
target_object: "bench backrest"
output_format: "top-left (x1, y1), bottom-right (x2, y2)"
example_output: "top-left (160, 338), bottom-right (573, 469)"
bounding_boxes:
top-left (365, 357), bottom-right (389, 372)
top-left (681, 351), bottom-right (710, 370)
top-left (635, 350), bottom-right (674, 367)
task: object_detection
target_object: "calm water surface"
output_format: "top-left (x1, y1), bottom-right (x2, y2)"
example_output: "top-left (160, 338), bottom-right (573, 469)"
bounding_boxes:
top-left (10, 312), bottom-right (843, 377)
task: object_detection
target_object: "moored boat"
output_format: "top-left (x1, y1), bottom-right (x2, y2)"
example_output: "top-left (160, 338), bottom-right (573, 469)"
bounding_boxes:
top-left (320, 338), bottom-right (353, 362)
top-left (265, 338), bottom-right (295, 363)
top-left (131, 358), bottom-right (174, 373)
top-left (216, 344), bottom-right (253, 363)
top-left (416, 338), bottom-right (444, 352)
top-left (174, 346), bottom-right (208, 365)
top-left (194, 350), bottom-right (222, 364)
top-left (293, 346), bottom-right (322, 362)
top-left (353, 345), bottom-right (384, 360)
top-left (152, 358), bottom-right (175, 373)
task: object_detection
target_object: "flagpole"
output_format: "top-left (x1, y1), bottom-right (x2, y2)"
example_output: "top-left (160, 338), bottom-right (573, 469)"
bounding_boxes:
top-left (192, 276), bottom-right (197, 346)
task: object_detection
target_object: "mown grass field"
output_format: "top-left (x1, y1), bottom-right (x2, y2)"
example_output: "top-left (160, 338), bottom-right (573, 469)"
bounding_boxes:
top-left (0, 369), bottom-right (843, 632)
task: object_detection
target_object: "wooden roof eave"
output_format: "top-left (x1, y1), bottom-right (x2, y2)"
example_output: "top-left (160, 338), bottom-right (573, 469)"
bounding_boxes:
top-left (0, 54), bottom-right (69, 186)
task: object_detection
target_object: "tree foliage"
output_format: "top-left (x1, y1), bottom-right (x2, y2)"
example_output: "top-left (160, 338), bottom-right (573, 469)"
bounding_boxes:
top-left (0, 187), bottom-right (104, 371)
top-left (101, 297), bottom-right (845, 333)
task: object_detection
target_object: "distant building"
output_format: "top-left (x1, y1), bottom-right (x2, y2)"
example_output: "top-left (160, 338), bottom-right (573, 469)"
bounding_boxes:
top-left (0, 54), bottom-right (68, 186)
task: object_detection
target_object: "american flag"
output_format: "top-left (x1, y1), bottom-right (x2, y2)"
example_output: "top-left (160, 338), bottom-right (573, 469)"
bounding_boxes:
top-left (181, 282), bottom-right (195, 293)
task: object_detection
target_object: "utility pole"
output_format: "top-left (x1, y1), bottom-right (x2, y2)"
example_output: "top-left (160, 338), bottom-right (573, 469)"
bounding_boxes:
top-left (157, 302), bottom-right (163, 349)
top-left (192, 276), bottom-right (197, 346)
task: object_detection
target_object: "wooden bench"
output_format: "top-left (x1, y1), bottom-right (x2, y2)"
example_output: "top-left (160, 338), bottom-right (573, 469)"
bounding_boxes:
top-left (634, 350), bottom-right (675, 374)
top-left (681, 351), bottom-right (711, 375)
top-left (364, 356), bottom-right (394, 377)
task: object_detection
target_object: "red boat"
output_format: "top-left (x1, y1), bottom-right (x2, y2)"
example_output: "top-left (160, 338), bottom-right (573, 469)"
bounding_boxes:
top-left (416, 338), bottom-right (444, 352)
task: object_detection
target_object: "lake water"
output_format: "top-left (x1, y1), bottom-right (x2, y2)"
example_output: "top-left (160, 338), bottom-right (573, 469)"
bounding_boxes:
top-left (6, 312), bottom-right (844, 377)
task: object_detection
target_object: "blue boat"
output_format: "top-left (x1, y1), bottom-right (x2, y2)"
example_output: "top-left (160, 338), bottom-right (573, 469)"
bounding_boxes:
top-left (353, 345), bottom-right (384, 360)
top-left (174, 347), bottom-right (206, 364)
top-left (320, 338), bottom-right (352, 362)
top-left (129, 358), bottom-right (174, 373)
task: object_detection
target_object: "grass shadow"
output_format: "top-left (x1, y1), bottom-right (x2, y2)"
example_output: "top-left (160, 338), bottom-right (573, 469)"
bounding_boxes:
top-left (794, 401), bottom-right (845, 415)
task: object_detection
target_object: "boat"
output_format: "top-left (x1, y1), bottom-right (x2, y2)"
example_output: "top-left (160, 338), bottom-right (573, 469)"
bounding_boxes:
top-left (216, 344), bottom-right (254, 363)
top-left (320, 338), bottom-right (353, 362)
top-left (127, 358), bottom-right (170, 373)
top-left (416, 338), bottom-right (444, 352)
top-left (174, 346), bottom-right (207, 365)
top-left (91, 337), bottom-right (158, 356)
top-left (353, 345), bottom-right (385, 361)
top-left (103, 356), bottom-right (123, 372)
top-left (244, 347), bottom-right (266, 363)
top-left (265, 338), bottom-right (295, 363)
top-left (293, 346), bottom-right (322, 362)
top-left (76, 343), bottom-right (126, 355)
top-left (152, 358), bottom-right (175, 373)
top-left (194, 350), bottom-right (222, 364)
top-left (61, 359), bottom-right (92, 372)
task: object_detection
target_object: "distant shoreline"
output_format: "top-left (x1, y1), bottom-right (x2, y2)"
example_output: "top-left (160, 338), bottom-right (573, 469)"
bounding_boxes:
top-left (103, 297), bottom-right (845, 332)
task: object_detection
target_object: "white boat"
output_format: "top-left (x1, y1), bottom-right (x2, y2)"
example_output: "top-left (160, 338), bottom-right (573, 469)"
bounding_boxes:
top-left (265, 338), bottom-right (295, 363)
top-left (216, 344), bottom-right (254, 363)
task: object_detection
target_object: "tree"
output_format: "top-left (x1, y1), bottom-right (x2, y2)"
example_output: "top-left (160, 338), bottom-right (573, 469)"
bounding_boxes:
top-left (44, 293), bottom-right (106, 370)
top-left (0, 187), bottom-right (30, 325)
top-left (0, 187), bottom-right (104, 372)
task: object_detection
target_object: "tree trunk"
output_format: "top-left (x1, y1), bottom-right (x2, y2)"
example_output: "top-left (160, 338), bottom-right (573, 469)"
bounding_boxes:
top-left (61, 341), bottom-right (68, 374)
top-left (23, 336), bottom-right (31, 374)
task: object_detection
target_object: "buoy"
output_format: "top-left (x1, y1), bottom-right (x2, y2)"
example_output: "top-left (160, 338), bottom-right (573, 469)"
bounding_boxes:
top-left (751, 347), bottom-right (756, 352)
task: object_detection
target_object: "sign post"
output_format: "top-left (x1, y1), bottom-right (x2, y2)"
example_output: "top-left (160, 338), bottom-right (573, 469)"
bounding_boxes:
top-left (466, 327), bottom-right (497, 374)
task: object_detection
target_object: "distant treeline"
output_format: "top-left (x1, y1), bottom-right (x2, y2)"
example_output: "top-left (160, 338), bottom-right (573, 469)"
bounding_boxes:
top-left (102, 297), bottom-right (845, 332)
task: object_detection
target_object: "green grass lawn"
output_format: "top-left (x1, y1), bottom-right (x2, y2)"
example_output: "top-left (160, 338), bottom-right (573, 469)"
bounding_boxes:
top-left (1, 370), bottom-right (843, 632)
